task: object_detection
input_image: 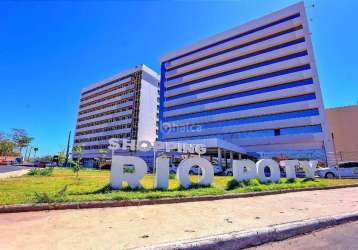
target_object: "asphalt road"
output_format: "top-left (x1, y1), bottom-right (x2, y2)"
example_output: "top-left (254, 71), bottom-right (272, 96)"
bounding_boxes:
top-left (0, 165), bottom-right (28, 174)
top-left (249, 221), bottom-right (358, 250)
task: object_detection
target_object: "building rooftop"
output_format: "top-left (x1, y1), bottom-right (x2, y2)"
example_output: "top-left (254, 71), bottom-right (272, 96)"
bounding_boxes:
top-left (160, 2), bottom-right (304, 63)
top-left (81, 64), bottom-right (160, 93)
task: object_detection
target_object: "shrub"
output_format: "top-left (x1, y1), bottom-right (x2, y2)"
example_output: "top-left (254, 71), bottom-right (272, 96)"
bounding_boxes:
top-left (178, 183), bottom-right (211, 190)
top-left (226, 179), bottom-right (244, 190)
top-left (286, 178), bottom-right (297, 183)
top-left (245, 178), bottom-right (260, 186)
top-left (27, 167), bottom-right (54, 176)
top-left (33, 192), bottom-right (54, 203)
top-left (226, 178), bottom-right (262, 190)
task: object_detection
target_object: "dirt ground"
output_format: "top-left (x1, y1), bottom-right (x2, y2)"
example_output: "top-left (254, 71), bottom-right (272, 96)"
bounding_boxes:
top-left (0, 187), bottom-right (358, 250)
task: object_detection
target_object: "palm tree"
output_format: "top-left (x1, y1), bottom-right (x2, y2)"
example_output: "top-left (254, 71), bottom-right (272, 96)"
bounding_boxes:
top-left (33, 147), bottom-right (39, 159)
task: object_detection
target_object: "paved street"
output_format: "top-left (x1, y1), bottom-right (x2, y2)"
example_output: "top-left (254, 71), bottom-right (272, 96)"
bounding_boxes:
top-left (250, 221), bottom-right (358, 250)
top-left (0, 165), bottom-right (30, 179)
top-left (0, 187), bottom-right (357, 250)
top-left (0, 165), bottom-right (26, 173)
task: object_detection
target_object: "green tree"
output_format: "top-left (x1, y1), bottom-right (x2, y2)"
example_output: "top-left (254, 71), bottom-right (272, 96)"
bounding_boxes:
top-left (58, 151), bottom-right (66, 166)
top-left (11, 129), bottom-right (33, 157)
top-left (72, 145), bottom-right (83, 183)
top-left (0, 140), bottom-right (15, 156)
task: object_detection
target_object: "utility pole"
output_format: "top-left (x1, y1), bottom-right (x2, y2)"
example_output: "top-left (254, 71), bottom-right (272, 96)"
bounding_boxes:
top-left (64, 131), bottom-right (71, 167)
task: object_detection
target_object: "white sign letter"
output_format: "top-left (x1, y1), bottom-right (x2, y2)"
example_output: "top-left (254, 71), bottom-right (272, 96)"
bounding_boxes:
top-left (177, 157), bottom-right (214, 188)
top-left (233, 160), bottom-right (257, 181)
top-left (110, 156), bottom-right (147, 189)
top-left (280, 160), bottom-right (299, 179)
top-left (257, 159), bottom-right (280, 183)
top-left (301, 160), bottom-right (318, 179)
top-left (154, 157), bottom-right (170, 189)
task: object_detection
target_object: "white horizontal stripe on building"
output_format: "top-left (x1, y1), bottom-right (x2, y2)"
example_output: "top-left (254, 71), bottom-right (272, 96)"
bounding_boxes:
top-left (165, 69), bottom-right (311, 99)
top-left (166, 29), bottom-right (305, 78)
top-left (79, 92), bottom-right (134, 113)
top-left (164, 116), bottom-right (321, 139)
top-left (245, 142), bottom-right (324, 151)
top-left (232, 132), bottom-right (324, 147)
top-left (77, 101), bottom-right (133, 119)
top-left (167, 100), bottom-right (318, 127)
top-left (165, 66), bottom-right (311, 109)
top-left (80, 84), bottom-right (135, 106)
top-left (74, 128), bottom-right (131, 140)
top-left (76, 109), bottom-right (132, 126)
top-left (81, 77), bottom-right (132, 98)
top-left (75, 118), bottom-right (132, 133)
top-left (165, 56), bottom-right (310, 96)
top-left (164, 85), bottom-right (315, 118)
top-left (161, 3), bottom-right (303, 62)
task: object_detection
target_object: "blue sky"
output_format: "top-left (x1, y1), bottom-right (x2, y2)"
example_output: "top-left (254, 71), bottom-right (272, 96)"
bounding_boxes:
top-left (0, 0), bottom-right (357, 156)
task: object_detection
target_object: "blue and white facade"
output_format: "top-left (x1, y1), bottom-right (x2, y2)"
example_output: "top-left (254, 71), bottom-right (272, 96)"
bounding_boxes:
top-left (159, 2), bottom-right (334, 163)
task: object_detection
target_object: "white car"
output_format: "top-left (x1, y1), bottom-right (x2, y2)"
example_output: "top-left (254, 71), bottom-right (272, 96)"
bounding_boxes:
top-left (316, 162), bottom-right (358, 178)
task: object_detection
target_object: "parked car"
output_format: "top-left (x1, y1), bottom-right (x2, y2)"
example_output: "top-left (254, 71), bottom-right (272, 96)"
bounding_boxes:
top-left (33, 160), bottom-right (49, 168)
top-left (225, 168), bottom-right (233, 176)
top-left (169, 164), bottom-right (223, 175)
top-left (189, 164), bottom-right (223, 175)
top-left (169, 165), bottom-right (178, 174)
top-left (316, 161), bottom-right (358, 178)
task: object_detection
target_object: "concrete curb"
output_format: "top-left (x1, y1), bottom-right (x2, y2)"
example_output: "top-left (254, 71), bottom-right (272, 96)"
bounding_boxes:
top-left (139, 212), bottom-right (358, 250)
top-left (1, 183), bottom-right (358, 213)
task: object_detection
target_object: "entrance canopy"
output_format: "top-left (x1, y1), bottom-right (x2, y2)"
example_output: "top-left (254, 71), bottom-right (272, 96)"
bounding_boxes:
top-left (170, 138), bottom-right (247, 155)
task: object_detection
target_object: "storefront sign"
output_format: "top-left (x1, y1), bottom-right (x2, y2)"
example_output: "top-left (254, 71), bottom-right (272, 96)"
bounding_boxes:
top-left (109, 155), bottom-right (318, 190)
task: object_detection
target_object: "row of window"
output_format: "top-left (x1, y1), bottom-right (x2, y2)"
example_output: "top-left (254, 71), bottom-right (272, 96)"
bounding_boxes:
top-left (166, 49), bottom-right (308, 91)
top-left (78, 96), bottom-right (134, 116)
top-left (166, 124), bottom-right (322, 141)
top-left (163, 13), bottom-right (300, 66)
top-left (81, 74), bottom-right (133, 97)
top-left (164, 109), bottom-right (319, 133)
top-left (82, 144), bottom-right (110, 150)
top-left (166, 62), bottom-right (310, 102)
top-left (77, 105), bottom-right (133, 123)
top-left (165, 78), bottom-right (313, 112)
top-left (80, 80), bottom-right (134, 102)
top-left (75, 133), bottom-right (131, 144)
top-left (80, 87), bottom-right (135, 109)
top-left (76, 114), bottom-right (132, 129)
top-left (166, 25), bottom-right (303, 80)
top-left (75, 123), bottom-right (132, 136)
top-left (165, 93), bottom-right (316, 122)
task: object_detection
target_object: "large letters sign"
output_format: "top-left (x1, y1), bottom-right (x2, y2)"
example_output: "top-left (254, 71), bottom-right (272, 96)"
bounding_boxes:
top-left (110, 155), bottom-right (318, 190)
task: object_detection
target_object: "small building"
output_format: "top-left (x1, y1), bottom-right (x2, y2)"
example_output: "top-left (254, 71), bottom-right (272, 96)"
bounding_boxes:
top-left (326, 104), bottom-right (358, 162)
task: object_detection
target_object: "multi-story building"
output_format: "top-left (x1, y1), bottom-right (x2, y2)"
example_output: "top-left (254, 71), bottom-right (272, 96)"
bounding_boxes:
top-left (326, 105), bottom-right (358, 162)
top-left (159, 2), bottom-right (334, 164)
top-left (73, 64), bottom-right (159, 166)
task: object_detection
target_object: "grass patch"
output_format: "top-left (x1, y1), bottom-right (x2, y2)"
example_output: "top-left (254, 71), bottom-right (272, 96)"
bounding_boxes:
top-left (27, 167), bottom-right (54, 176)
top-left (0, 167), bottom-right (357, 205)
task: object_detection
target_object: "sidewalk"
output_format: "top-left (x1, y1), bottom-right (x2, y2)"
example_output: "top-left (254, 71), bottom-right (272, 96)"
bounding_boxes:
top-left (0, 187), bottom-right (358, 250)
top-left (0, 166), bottom-right (30, 179)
